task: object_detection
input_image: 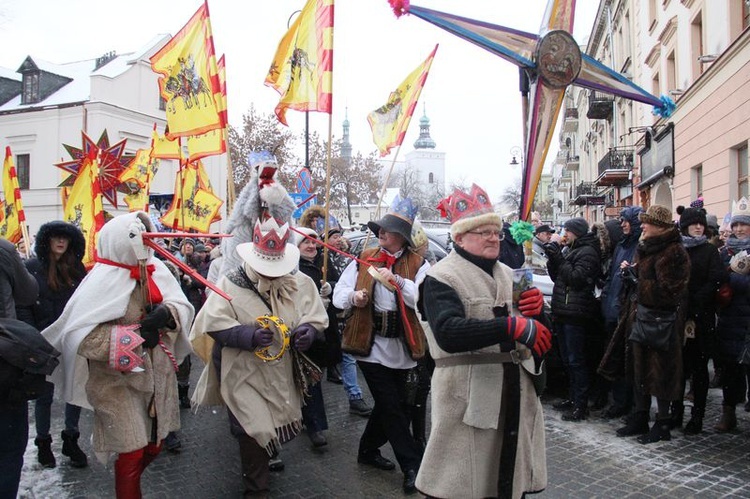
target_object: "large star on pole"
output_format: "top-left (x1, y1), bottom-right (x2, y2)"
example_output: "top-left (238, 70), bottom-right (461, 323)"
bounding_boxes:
top-left (55, 130), bottom-right (130, 208)
top-left (389, 0), bottom-right (675, 220)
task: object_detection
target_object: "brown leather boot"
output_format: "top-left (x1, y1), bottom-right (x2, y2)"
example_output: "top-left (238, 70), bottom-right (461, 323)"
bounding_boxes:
top-left (714, 405), bottom-right (737, 432)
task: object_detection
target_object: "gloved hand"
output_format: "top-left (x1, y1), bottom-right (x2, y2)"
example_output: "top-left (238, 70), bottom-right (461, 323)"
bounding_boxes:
top-left (252, 327), bottom-right (274, 349)
top-left (542, 242), bottom-right (561, 259)
top-left (518, 287), bottom-right (544, 317)
top-left (320, 281), bottom-right (332, 298)
top-left (140, 304), bottom-right (175, 331)
top-left (506, 317), bottom-right (551, 357)
top-left (140, 327), bottom-right (161, 349)
top-left (292, 324), bottom-right (317, 351)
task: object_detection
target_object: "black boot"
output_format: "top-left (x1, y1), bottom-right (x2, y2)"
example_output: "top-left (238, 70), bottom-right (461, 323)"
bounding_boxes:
top-left (61, 429), bottom-right (88, 468)
top-left (616, 411), bottom-right (649, 437)
top-left (178, 384), bottom-right (191, 409)
top-left (35, 435), bottom-right (56, 468)
top-left (412, 404), bottom-right (427, 450)
top-left (637, 419), bottom-right (671, 444)
top-left (683, 407), bottom-right (704, 435)
top-left (669, 402), bottom-right (684, 430)
top-left (561, 406), bottom-right (589, 422)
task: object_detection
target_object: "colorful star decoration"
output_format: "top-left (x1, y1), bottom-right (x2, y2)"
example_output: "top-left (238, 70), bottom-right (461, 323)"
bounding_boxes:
top-left (55, 130), bottom-right (130, 208)
top-left (389, 0), bottom-right (676, 221)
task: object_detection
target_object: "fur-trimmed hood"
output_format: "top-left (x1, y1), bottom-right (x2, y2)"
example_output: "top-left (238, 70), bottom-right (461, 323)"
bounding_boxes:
top-left (34, 221), bottom-right (86, 266)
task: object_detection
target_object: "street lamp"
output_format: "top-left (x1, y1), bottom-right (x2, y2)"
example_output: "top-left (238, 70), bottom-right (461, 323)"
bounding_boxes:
top-left (510, 146), bottom-right (522, 168)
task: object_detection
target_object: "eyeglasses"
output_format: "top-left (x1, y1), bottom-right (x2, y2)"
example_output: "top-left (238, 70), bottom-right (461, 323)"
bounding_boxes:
top-left (466, 229), bottom-right (504, 240)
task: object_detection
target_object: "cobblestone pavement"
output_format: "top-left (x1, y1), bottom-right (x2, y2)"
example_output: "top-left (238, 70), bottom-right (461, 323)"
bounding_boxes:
top-left (19, 354), bottom-right (750, 498)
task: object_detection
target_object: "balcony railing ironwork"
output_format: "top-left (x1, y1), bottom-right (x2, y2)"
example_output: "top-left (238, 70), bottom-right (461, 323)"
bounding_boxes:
top-left (598, 147), bottom-right (634, 176)
top-left (587, 90), bottom-right (614, 120)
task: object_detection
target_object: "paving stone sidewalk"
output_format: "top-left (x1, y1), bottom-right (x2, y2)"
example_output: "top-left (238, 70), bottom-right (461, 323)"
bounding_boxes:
top-left (19, 354), bottom-right (750, 498)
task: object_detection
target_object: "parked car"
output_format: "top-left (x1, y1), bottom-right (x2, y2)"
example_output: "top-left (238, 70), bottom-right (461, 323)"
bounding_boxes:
top-left (344, 229), bottom-right (450, 262)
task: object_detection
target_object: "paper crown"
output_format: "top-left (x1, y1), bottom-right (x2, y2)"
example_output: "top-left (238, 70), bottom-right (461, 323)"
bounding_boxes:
top-left (437, 184), bottom-right (502, 237)
top-left (731, 197), bottom-right (750, 226)
top-left (248, 150), bottom-right (278, 169)
top-left (388, 194), bottom-right (418, 224)
top-left (253, 217), bottom-right (291, 259)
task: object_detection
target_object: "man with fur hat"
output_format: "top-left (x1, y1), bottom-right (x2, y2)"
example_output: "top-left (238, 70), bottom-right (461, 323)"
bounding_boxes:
top-left (415, 184), bottom-right (551, 499)
top-left (191, 154), bottom-right (328, 497)
top-left (42, 212), bottom-right (195, 498)
top-left (332, 194), bottom-right (429, 494)
top-left (544, 217), bottom-right (602, 422)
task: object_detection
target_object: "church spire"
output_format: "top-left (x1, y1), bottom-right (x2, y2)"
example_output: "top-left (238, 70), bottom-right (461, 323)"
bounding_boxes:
top-left (341, 107), bottom-right (352, 162)
top-left (413, 103), bottom-right (436, 150)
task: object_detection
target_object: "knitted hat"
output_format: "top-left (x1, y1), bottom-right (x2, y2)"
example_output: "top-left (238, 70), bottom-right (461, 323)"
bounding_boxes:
top-left (731, 197), bottom-right (750, 227)
top-left (639, 204), bottom-right (674, 228)
top-left (676, 205), bottom-right (707, 230)
top-left (436, 184), bottom-right (502, 239)
top-left (294, 227), bottom-right (318, 247)
top-left (193, 243), bottom-right (208, 253)
top-left (563, 217), bottom-right (589, 238)
top-left (367, 194), bottom-right (418, 247)
top-left (706, 214), bottom-right (719, 231)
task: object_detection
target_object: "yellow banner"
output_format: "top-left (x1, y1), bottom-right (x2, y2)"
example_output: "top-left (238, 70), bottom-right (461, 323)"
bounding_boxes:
top-left (63, 156), bottom-right (104, 267)
top-left (160, 161), bottom-right (222, 232)
top-left (1, 147), bottom-right (22, 243)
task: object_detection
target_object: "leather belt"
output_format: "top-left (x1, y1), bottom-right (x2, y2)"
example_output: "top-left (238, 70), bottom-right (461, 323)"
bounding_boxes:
top-left (434, 350), bottom-right (531, 368)
top-left (372, 311), bottom-right (401, 338)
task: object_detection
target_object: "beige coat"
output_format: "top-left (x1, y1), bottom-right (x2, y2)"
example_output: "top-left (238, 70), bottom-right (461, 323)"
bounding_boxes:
top-left (190, 264), bottom-right (328, 455)
top-left (416, 251), bottom-right (547, 499)
top-left (76, 286), bottom-right (185, 455)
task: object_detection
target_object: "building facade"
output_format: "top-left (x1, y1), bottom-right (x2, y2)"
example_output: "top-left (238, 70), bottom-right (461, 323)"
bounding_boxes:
top-left (0, 35), bottom-right (228, 238)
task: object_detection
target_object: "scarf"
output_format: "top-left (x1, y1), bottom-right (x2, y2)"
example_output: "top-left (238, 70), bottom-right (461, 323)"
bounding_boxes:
top-left (95, 256), bottom-right (164, 304)
top-left (366, 248), bottom-right (403, 269)
top-left (681, 235), bottom-right (707, 249)
top-left (725, 236), bottom-right (750, 253)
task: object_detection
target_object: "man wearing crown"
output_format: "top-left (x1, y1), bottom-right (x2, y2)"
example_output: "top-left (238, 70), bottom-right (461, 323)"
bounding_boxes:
top-left (189, 157), bottom-right (328, 498)
top-left (415, 184), bottom-right (552, 499)
top-left (332, 194), bottom-right (429, 494)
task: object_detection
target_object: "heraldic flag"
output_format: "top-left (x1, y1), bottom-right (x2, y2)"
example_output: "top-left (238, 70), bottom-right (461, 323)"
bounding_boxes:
top-left (160, 160), bottom-right (222, 233)
top-left (1, 146), bottom-right (26, 243)
top-left (150, 1), bottom-right (222, 139)
top-left (367, 44), bottom-right (438, 157)
top-left (186, 53), bottom-right (228, 161)
top-left (265, 0), bottom-right (333, 126)
top-left (64, 150), bottom-right (105, 268)
top-left (119, 148), bottom-right (160, 212)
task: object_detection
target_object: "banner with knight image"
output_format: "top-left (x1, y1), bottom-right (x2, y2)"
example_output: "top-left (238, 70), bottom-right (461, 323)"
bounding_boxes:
top-left (160, 160), bottom-right (222, 232)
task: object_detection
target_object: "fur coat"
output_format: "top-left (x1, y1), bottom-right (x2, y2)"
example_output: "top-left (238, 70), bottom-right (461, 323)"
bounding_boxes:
top-left (631, 228), bottom-right (689, 400)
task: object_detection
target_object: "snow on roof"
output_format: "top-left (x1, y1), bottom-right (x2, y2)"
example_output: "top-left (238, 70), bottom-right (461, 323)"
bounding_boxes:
top-left (0, 66), bottom-right (20, 81)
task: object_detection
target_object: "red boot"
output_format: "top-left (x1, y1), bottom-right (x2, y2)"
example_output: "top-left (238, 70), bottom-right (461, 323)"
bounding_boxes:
top-left (115, 448), bottom-right (145, 499)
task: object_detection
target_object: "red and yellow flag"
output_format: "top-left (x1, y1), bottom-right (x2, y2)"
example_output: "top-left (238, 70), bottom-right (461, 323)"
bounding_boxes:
top-left (64, 151), bottom-right (105, 268)
top-left (119, 148), bottom-right (160, 212)
top-left (151, 127), bottom-right (181, 160)
top-left (160, 160), bottom-right (222, 232)
top-left (264, 0), bottom-right (334, 126)
top-left (1, 147), bottom-right (26, 243)
top-left (367, 44), bottom-right (438, 157)
top-left (150, 1), bottom-right (222, 139)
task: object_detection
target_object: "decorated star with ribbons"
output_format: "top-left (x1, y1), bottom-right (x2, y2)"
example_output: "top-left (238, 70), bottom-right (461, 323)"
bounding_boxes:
top-left (55, 130), bottom-right (130, 208)
top-left (388, 0), bottom-right (675, 221)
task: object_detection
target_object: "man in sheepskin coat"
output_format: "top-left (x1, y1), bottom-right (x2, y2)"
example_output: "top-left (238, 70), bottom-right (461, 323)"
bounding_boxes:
top-left (416, 184), bottom-right (552, 499)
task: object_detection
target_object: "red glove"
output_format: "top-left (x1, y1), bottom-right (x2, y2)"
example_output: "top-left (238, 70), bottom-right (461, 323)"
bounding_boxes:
top-left (506, 317), bottom-right (552, 357)
top-left (518, 287), bottom-right (544, 316)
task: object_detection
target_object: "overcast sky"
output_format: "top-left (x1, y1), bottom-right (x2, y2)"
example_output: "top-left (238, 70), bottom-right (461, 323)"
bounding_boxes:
top-left (0, 0), bottom-right (599, 203)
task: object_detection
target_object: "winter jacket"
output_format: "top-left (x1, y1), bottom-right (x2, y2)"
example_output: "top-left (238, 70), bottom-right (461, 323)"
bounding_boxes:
top-left (0, 238), bottom-right (38, 320)
top-left (716, 242), bottom-right (750, 363)
top-left (297, 252), bottom-right (341, 368)
top-left (600, 228), bottom-right (642, 324)
top-left (631, 228), bottom-right (690, 400)
top-left (547, 232), bottom-right (602, 326)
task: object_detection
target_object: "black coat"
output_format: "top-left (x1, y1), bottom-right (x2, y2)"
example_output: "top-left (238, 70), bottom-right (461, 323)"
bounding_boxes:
top-left (297, 252), bottom-right (341, 368)
top-left (547, 232), bottom-right (602, 326)
top-left (683, 240), bottom-right (723, 346)
top-left (716, 243), bottom-right (750, 363)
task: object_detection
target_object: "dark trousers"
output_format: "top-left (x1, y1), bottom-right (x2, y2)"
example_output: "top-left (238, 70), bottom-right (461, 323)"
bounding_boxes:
top-left (302, 381), bottom-right (328, 433)
top-left (682, 339), bottom-right (709, 412)
top-left (0, 402), bottom-right (28, 499)
top-left (358, 361), bottom-right (423, 472)
top-left (604, 320), bottom-right (633, 411)
top-left (557, 323), bottom-right (590, 409)
top-left (721, 361), bottom-right (747, 407)
top-left (35, 381), bottom-right (82, 437)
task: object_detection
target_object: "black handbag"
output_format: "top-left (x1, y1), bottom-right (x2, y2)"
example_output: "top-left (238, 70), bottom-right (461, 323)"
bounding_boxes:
top-left (628, 304), bottom-right (676, 351)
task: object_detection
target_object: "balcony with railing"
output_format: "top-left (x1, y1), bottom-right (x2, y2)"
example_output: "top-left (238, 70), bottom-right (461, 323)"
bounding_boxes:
top-left (586, 90), bottom-right (614, 120)
top-left (596, 147), bottom-right (634, 186)
top-left (572, 181), bottom-right (605, 206)
top-left (563, 107), bottom-right (579, 132)
top-left (566, 152), bottom-right (580, 171)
